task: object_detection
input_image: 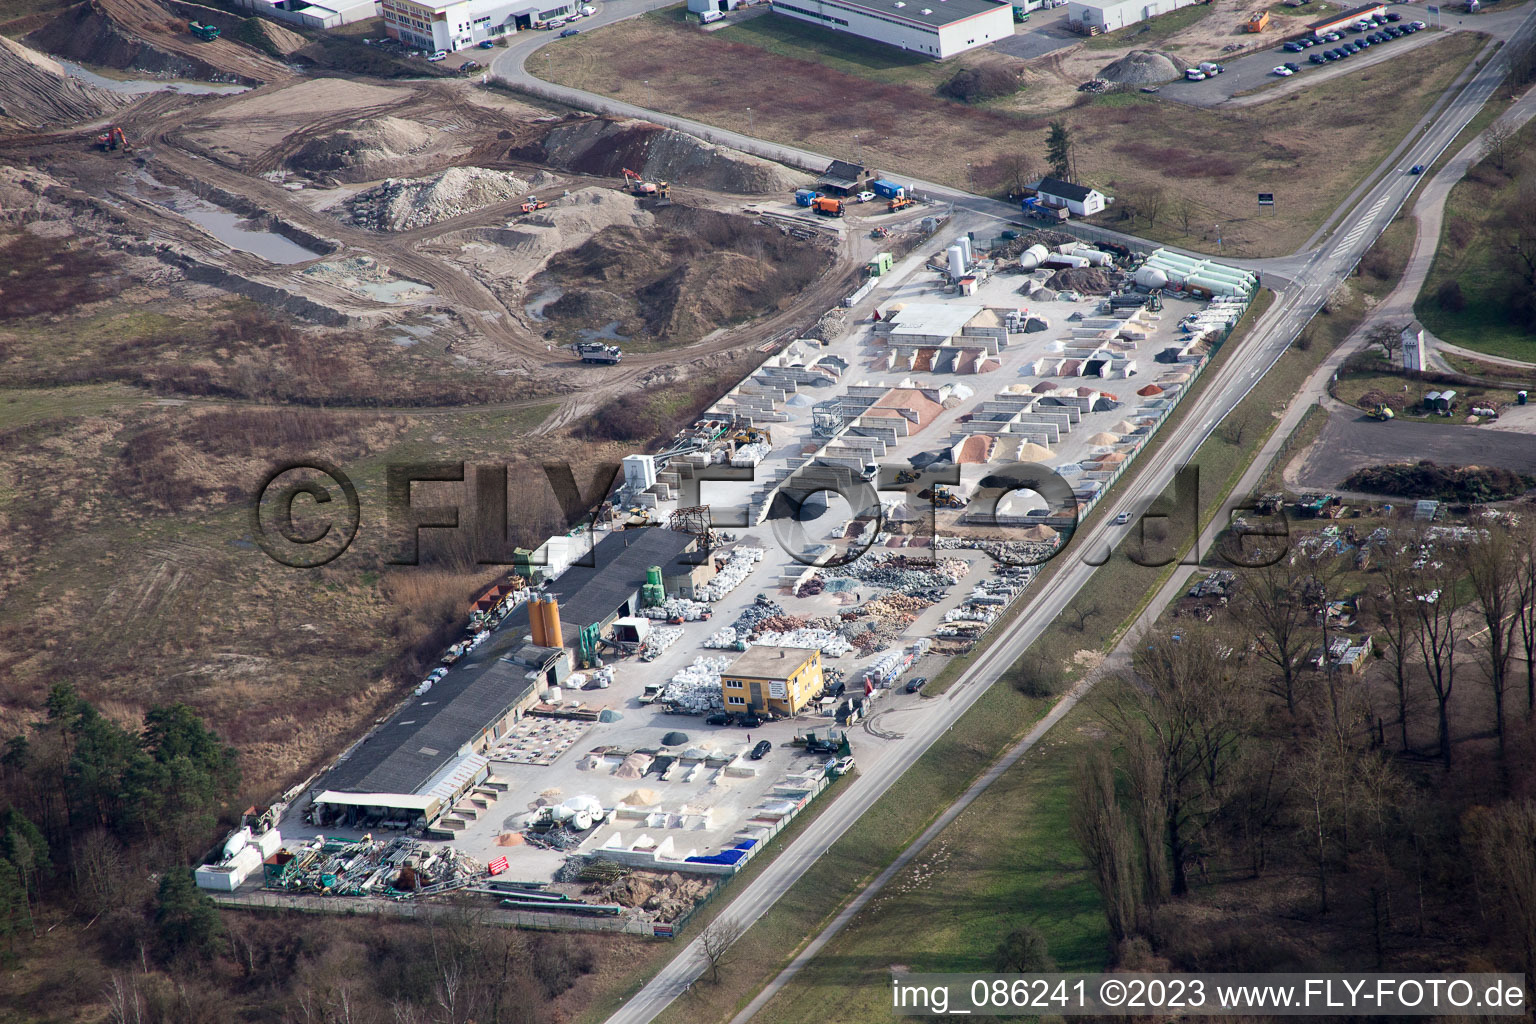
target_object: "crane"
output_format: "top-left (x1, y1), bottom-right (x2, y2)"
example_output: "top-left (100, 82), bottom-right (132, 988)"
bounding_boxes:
top-left (621, 167), bottom-right (669, 198)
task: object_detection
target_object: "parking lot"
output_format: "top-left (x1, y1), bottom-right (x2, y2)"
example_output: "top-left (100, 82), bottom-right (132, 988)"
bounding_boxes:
top-left (1159, 16), bottom-right (1438, 108)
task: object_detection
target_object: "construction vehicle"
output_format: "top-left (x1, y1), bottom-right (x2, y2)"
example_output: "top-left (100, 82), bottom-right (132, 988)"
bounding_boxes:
top-left (95, 126), bottom-right (131, 152)
top-left (887, 196), bottom-right (916, 213)
top-left (188, 19), bottom-right (221, 40)
top-left (869, 226), bottom-right (890, 239)
top-left (812, 196), bottom-right (845, 217)
top-left (1368, 404), bottom-right (1395, 421)
top-left (573, 341), bottom-right (622, 364)
top-left (621, 168), bottom-right (669, 198)
top-left (518, 199), bottom-right (549, 213)
top-left (930, 484), bottom-right (965, 509)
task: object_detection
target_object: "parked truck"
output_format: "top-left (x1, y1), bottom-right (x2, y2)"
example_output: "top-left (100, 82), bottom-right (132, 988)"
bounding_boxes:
top-left (887, 196), bottom-right (916, 212)
top-left (188, 20), bottom-right (221, 40)
top-left (573, 342), bottom-right (622, 364)
top-left (812, 196), bottom-right (845, 217)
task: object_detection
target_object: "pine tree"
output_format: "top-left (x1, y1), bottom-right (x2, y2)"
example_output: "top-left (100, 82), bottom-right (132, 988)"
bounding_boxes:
top-left (154, 868), bottom-right (222, 960)
top-left (1046, 120), bottom-right (1074, 182)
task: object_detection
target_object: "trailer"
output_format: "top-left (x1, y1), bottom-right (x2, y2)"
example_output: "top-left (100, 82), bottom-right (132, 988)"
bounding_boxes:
top-left (573, 342), bottom-right (622, 364)
top-left (870, 179), bottom-right (905, 200)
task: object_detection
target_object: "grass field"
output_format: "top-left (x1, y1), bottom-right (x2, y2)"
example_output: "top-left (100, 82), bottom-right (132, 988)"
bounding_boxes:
top-left (715, 11), bottom-right (953, 88)
top-left (527, 19), bottom-right (1483, 257)
top-left (1414, 118), bottom-right (1536, 363)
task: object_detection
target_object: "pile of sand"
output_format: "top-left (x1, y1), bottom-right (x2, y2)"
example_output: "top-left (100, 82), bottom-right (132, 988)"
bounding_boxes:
top-left (289, 116), bottom-right (434, 179)
top-left (430, 188), bottom-right (655, 284)
top-left (1045, 267), bottom-right (1115, 293)
top-left (244, 17), bottom-right (307, 56)
top-left (343, 166), bottom-right (531, 232)
top-left (1098, 49), bottom-right (1190, 85)
top-left (0, 35), bottom-right (126, 132)
top-left (533, 117), bottom-right (804, 195)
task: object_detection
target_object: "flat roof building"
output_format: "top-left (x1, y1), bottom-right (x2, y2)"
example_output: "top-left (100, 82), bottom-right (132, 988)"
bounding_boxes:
top-left (381, 0), bottom-right (575, 51)
top-left (769, 0), bottom-right (1014, 60)
top-left (1309, 2), bottom-right (1386, 36)
top-left (721, 646), bottom-right (825, 717)
top-left (1067, 0), bottom-right (1204, 35)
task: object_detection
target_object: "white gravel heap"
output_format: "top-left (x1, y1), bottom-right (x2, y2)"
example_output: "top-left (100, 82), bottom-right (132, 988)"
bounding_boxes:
top-left (639, 626), bottom-right (684, 662)
top-left (660, 656), bottom-right (734, 712)
top-left (703, 627), bottom-right (743, 650)
top-left (699, 547), bottom-right (765, 602)
top-left (750, 628), bottom-right (853, 657)
top-left (344, 166), bottom-right (533, 232)
top-left (642, 598), bottom-right (713, 621)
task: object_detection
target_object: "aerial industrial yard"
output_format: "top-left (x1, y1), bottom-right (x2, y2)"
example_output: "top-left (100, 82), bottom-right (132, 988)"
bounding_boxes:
top-left (5, 0), bottom-right (1536, 1020)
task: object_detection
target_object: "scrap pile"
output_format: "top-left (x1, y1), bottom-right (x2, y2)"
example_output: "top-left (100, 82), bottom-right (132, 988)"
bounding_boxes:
top-left (937, 536), bottom-right (1055, 565)
top-left (640, 626), bottom-right (684, 662)
top-left (823, 554), bottom-right (970, 595)
top-left (658, 656), bottom-right (733, 712)
top-left (699, 547), bottom-right (765, 601)
top-left (579, 866), bottom-right (717, 922)
top-left (641, 598), bottom-right (712, 621)
top-left (265, 836), bottom-right (483, 898)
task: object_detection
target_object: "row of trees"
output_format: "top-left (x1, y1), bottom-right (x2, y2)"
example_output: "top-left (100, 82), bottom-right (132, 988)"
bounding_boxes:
top-left (1074, 524), bottom-right (1536, 974)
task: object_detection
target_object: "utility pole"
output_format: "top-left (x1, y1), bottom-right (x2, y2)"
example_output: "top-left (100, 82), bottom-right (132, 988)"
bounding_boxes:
top-left (747, 106), bottom-right (753, 134)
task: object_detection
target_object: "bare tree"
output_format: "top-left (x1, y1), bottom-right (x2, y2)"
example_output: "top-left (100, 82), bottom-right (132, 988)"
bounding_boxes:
top-left (696, 916), bottom-right (744, 984)
top-left (1287, 735), bottom-right (1347, 915)
top-left (1501, 189), bottom-right (1536, 292)
top-left (999, 152), bottom-right (1039, 196)
top-left (1172, 193), bottom-right (1196, 235)
top-left (1067, 597), bottom-right (1100, 632)
top-left (1516, 525), bottom-right (1536, 713)
top-left (1412, 538), bottom-right (1467, 769)
top-left (1235, 559), bottom-right (1313, 714)
top-left (1483, 121), bottom-right (1516, 173)
top-left (1070, 747), bottom-right (1142, 942)
top-left (1468, 530), bottom-right (1523, 760)
top-left (1366, 321), bottom-right (1404, 364)
top-left (1372, 542), bottom-right (1421, 751)
top-left (1465, 799), bottom-right (1536, 985)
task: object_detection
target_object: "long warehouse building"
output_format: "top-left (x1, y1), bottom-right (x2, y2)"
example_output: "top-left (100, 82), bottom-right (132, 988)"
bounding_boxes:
top-left (769, 0), bottom-right (1014, 59)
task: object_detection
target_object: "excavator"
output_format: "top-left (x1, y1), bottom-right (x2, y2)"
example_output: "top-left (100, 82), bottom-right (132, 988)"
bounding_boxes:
top-left (621, 167), bottom-right (669, 198)
top-left (95, 126), bottom-right (131, 153)
top-left (1368, 403), bottom-right (1395, 421)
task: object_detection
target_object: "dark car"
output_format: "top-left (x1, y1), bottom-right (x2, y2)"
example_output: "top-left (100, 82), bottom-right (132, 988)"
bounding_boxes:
top-left (1386, 10), bottom-right (1402, 20)
top-left (905, 675), bottom-right (928, 694)
top-left (749, 740), bottom-right (772, 760)
top-left (1283, 40), bottom-right (1303, 51)
top-left (739, 713), bottom-right (762, 729)
top-left (1310, 52), bottom-right (1327, 63)
top-left (479, 38), bottom-right (495, 48)
top-left (1284, 61), bottom-right (1301, 72)
top-left (706, 712), bottom-right (732, 725)
top-left (1344, 42), bottom-right (1359, 53)
top-left (558, 27), bottom-right (579, 36)
top-left (1355, 36), bottom-right (1370, 47)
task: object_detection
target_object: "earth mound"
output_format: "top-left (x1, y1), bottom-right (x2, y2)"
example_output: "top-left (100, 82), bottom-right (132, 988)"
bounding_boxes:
top-left (1045, 267), bottom-right (1116, 293)
top-left (289, 116), bottom-right (435, 180)
top-left (0, 35), bottom-right (127, 132)
top-left (1098, 49), bottom-right (1189, 85)
top-left (529, 117), bottom-right (804, 195)
top-left (343, 167), bottom-right (532, 232)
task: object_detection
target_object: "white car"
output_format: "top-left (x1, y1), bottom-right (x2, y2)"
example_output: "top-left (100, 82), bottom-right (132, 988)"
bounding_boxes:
top-left (580, 4), bottom-right (596, 12)
top-left (855, 190), bottom-right (875, 203)
top-left (1185, 69), bottom-right (1206, 81)
top-left (1272, 65), bottom-right (1294, 76)
top-left (427, 50), bottom-right (447, 61)
top-left (566, 11), bottom-right (582, 19)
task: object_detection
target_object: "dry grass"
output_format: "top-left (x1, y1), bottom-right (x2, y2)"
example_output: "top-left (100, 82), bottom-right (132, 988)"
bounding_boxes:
top-left (529, 22), bottom-right (1483, 256)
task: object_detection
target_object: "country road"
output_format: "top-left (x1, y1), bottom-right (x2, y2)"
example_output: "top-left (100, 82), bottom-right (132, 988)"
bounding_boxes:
top-left (482, 6), bottom-right (1536, 1022)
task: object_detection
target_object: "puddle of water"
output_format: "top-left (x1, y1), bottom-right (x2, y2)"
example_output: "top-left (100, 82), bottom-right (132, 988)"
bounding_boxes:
top-left (133, 173), bottom-right (321, 264)
top-left (358, 279), bottom-right (432, 302)
top-left (56, 58), bottom-right (250, 96)
top-left (577, 321), bottom-right (631, 343)
top-left (524, 287), bottom-right (563, 322)
top-left (298, 257), bottom-right (434, 304)
top-left (391, 335), bottom-right (418, 348)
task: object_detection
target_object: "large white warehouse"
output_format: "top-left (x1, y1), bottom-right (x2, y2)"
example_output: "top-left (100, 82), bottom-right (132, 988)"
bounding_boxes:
top-left (769, 0), bottom-right (1015, 60)
top-left (382, 0), bottom-right (576, 51)
top-left (1066, 0), bottom-right (1203, 34)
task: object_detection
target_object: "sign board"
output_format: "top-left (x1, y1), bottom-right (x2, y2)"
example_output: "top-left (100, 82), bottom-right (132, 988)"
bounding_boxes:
top-left (488, 857), bottom-right (509, 875)
top-left (1257, 193), bottom-right (1275, 206)
top-left (769, 680), bottom-right (787, 699)
top-left (1426, 4), bottom-right (1439, 12)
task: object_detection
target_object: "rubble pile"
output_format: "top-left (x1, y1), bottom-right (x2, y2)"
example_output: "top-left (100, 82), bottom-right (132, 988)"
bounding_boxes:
top-left (659, 656), bottom-right (732, 712)
top-left (937, 536), bottom-right (1054, 566)
top-left (343, 167), bottom-right (532, 231)
top-left (732, 593), bottom-right (787, 633)
top-left (824, 554), bottom-right (969, 594)
top-left (640, 626), bottom-right (684, 662)
top-left (699, 547), bottom-right (764, 601)
top-left (803, 306), bottom-right (848, 343)
top-left (584, 869), bottom-right (716, 922)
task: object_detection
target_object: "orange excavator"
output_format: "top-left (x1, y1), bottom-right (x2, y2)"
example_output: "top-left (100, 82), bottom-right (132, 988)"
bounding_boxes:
top-left (518, 198), bottom-right (548, 213)
top-left (95, 126), bottom-right (131, 153)
top-left (621, 167), bottom-right (669, 197)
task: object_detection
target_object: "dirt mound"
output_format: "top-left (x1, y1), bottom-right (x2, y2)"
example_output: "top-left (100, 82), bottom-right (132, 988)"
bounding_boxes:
top-left (238, 16), bottom-right (307, 56)
top-left (342, 167), bottom-right (532, 232)
top-left (0, 35), bottom-right (127, 132)
top-left (1098, 49), bottom-right (1189, 85)
top-left (289, 116), bottom-right (435, 181)
top-left (530, 117), bottom-right (803, 195)
top-left (1045, 267), bottom-right (1115, 293)
top-left (534, 204), bottom-right (833, 346)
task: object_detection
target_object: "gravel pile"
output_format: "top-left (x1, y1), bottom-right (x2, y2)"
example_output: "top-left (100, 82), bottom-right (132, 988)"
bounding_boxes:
top-left (1098, 49), bottom-right (1190, 85)
top-left (803, 307), bottom-right (848, 343)
top-left (343, 167), bottom-right (532, 232)
top-left (289, 116), bottom-right (433, 178)
top-left (823, 554), bottom-right (970, 594)
top-left (1044, 267), bottom-right (1116, 294)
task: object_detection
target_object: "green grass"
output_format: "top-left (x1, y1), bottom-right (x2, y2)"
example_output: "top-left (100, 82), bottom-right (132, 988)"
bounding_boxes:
top-left (1442, 352), bottom-right (1536, 382)
top-left (1414, 118), bottom-right (1536, 363)
top-left (1083, 1), bottom-right (1215, 49)
top-left (0, 384), bottom-right (145, 430)
top-left (714, 10), bottom-right (951, 88)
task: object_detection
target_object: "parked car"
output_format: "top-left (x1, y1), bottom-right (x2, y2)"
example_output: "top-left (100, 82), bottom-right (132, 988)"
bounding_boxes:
top-left (547, 17), bottom-right (566, 26)
top-left (1185, 69), bottom-right (1207, 81)
top-left (1284, 61), bottom-right (1301, 72)
top-left (1310, 52), bottom-right (1327, 63)
top-left (427, 50), bottom-right (447, 61)
top-left (1386, 10), bottom-right (1402, 19)
top-left (905, 676), bottom-right (928, 693)
top-left (1272, 65), bottom-right (1294, 76)
top-left (559, 27), bottom-right (579, 36)
top-left (460, 59), bottom-right (479, 70)
top-left (1412, 20), bottom-right (1427, 29)
top-left (1344, 42), bottom-right (1359, 53)
top-left (479, 38), bottom-right (495, 48)
top-left (749, 740), bottom-right (772, 760)
top-left (855, 190), bottom-right (875, 203)
top-left (738, 713), bottom-right (761, 728)
top-left (706, 712), bottom-right (732, 725)
top-left (1284, 40), bottom-right (1303, 51)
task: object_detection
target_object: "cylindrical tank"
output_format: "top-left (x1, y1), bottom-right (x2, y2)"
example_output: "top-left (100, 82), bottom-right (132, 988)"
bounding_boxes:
top-left (1132, 266), bottom-right (1169, 290)
top-left (646, 565), bottom-right (663, 589)
top-left (1185, 273), bottom-right (1241, 295)
top-left (222, 827), bottom-right (251, 861)
top-left (529, 595), bottom-right (548, 647)
top-left (947, 245), bottom-right (965, 279)
top-left (542, 596), bottom-right (563, 648)
top-left (1053, 254), bottom-right (1090, 268)
top-left (1018, 243), bottom-right (1049, 271)
top-left (1072, 247), bottom-right (1111, 267)
top-left (957, 236), bottom-right (973, 264)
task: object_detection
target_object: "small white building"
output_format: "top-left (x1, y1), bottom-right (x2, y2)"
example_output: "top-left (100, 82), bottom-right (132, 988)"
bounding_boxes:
top-left (1033, 177), bottom-right (1108, 217)
top-left (769, 0), bottom-right (1015, 60)
top-left (688, 0), bottom-right (750, 13)
top-left (1401, 323), bottom-right (1425, 371)
top-left (1067, 0), bottom-right (1203, 34)
top-left (382, 0), bottom-right (575, 51)
top-left (232, 0), bottom-right (379, 28)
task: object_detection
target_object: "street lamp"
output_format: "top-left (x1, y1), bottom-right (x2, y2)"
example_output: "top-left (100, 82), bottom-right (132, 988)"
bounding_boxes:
top-left (644, 79), bottom-right (651, 108)
top-left (747, 106), bottom-right (753, 133)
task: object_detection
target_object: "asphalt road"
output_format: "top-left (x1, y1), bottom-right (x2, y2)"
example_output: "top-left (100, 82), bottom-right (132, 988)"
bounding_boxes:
top-left (482, 4), bottom-right (1536, 1020)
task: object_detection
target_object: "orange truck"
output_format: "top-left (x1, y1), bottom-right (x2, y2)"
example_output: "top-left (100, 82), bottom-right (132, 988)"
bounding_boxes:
top-left (812, 196), bottom-right (845, 217)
